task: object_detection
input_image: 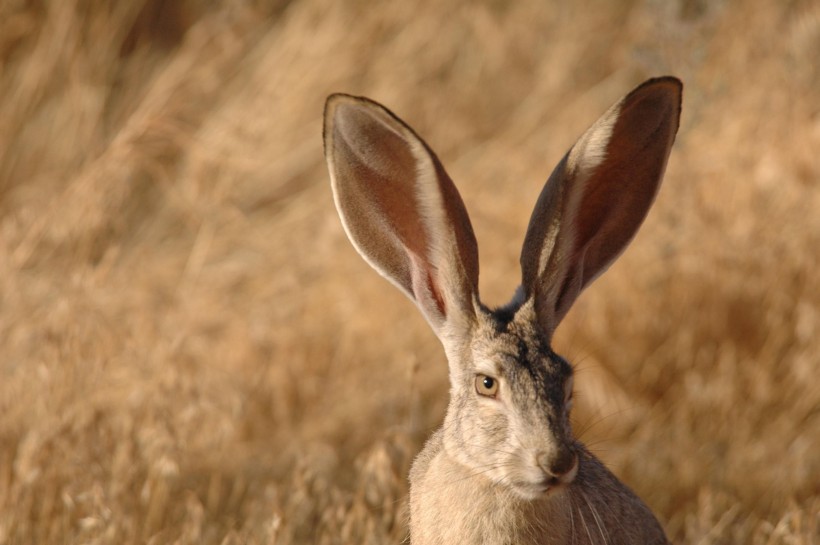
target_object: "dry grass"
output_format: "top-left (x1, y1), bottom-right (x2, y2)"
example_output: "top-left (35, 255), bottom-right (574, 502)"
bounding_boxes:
top-left (0, 0), bottom-right (818, 543)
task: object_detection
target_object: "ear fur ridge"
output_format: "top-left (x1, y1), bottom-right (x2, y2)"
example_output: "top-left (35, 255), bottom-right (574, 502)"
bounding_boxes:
top-left (566, 101), bottom-right (621, 182)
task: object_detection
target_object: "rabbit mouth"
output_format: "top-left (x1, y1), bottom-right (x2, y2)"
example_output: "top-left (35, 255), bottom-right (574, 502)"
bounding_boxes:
top-left (510, 457), bottom-right (580, 500)
top-left (510, 475), bottom-right (572, 500)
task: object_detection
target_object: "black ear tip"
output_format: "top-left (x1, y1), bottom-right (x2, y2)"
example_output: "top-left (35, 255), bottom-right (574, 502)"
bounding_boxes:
top-left (652, 75), bottom-right (683, 87)
top-left (324, 93), bottom-right (356, 120)
top-left (323, 94), bottom-right (342, 135)
top-left (324, 93), bottom-right (342, 112)
top-left (323, 94), bottom-right (345, 148)
top-left (640, 76), bottom-right (683, 93)
top-left (633, 76), bottom-right (683, 109)
top-left (323, 94), bottom-right (373, 146)
top-left (623, 77), bottom-right (683, 131)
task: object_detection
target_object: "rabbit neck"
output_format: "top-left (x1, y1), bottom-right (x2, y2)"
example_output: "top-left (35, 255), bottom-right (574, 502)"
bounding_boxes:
top-left (409, 429), bottom-right (572, 545)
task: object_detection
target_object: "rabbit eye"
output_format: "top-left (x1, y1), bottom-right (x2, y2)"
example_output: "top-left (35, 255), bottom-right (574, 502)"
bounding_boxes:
top-left (475, 374), bottom-right (499, 398)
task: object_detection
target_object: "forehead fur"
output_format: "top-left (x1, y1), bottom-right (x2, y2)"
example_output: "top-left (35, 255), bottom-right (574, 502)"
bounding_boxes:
top-left (470, 302), bottom-right (573, 383)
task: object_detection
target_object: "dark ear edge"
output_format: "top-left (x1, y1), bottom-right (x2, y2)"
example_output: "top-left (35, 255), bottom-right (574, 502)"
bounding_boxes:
top-left (520, 77), bottom-right (682, 335)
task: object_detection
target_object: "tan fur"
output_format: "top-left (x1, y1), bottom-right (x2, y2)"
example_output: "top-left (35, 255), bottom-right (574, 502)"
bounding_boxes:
top-left (323, 77), bottom-right (682, 544)
top-left (411, 436), bottom-right (668, 545)
top-left (409, 313), bottom-right (669, 545)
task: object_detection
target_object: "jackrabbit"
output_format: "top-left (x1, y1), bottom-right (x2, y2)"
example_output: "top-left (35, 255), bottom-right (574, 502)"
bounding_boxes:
top-left (323, 77), bottom-right (682, 544)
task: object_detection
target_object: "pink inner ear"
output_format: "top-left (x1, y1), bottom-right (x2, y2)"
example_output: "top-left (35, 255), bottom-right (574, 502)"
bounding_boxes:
top-left (334, 103), bottom-right (434, 275)
top-left (520, 79), bottom-right (681, 334)
top-left (569, 86), bottom-right (677, 288)
top-left (408, 251), bottom-right (446, 319)
top-left (328, 96), bottom-right (481, 332)
top-left (426, 270), bottom-right (446, 316)
top-left (571, 162), bottom-right (659, 284)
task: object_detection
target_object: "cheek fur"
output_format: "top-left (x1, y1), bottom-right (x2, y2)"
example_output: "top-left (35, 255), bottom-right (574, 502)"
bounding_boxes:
top-left (459, 399), bottom-right (510, 461)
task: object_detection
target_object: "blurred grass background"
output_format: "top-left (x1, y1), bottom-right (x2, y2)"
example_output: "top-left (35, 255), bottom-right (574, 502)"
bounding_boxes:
top-left (0, 0), bottom-right (818, 543)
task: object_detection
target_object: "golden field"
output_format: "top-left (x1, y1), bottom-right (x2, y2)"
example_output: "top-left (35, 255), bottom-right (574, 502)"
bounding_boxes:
top-left (0, 1), bottom-right (817, 543)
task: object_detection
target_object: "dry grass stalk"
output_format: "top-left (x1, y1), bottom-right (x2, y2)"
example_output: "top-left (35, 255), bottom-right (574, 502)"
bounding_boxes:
top-left (0, 1), bottom-right (817, 544)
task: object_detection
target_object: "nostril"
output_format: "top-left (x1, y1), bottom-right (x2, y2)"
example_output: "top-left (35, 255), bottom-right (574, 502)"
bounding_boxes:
top-left (535, 448), bottom-right (578, 480)
top-left (557, 452), bottom-right (579, 484)
top-left (552, 448), bottom-right (576, 476)
top-left (544, 475), bottom-right (560, 487)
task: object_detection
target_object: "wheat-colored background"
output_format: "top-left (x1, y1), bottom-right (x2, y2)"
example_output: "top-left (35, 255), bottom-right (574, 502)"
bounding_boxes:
top-left (0, 1), bottom-right (817, 544)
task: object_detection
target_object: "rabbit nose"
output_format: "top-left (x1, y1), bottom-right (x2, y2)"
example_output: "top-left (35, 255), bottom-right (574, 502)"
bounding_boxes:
top-left (536, 448), bottom-right (578, 483)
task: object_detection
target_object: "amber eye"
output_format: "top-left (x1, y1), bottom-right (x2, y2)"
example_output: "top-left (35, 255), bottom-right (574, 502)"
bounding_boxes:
top-left (475, 374), bottom-right (499, 397)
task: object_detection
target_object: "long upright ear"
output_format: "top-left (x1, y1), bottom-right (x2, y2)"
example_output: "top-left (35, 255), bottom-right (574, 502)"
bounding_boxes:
top-left (323, 94), bottom-right (480, 339)
top-left (520, 77), bottom-right (682, 336)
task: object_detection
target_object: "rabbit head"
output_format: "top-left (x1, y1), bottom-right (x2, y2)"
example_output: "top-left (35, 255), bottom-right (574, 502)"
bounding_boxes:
top-left (323, 78), bottom-right (682, 501)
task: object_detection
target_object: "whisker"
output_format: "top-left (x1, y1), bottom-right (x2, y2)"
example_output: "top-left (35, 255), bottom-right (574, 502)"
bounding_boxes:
top-left (579, 488), bottom-right (610, 545)
top-left (575, 491), bottom-right (595, 545)
top-left (567, 488), bottom-right (577, 545)
top-left (573, 406), bottom-right (632, 442)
